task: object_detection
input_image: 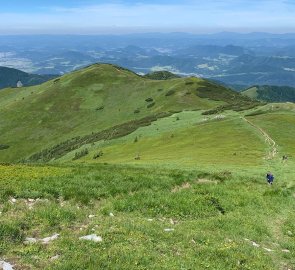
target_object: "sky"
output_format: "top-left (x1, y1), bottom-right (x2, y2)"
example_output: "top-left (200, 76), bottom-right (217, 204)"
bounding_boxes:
top-left (1, 0), bottom-right (295, 34)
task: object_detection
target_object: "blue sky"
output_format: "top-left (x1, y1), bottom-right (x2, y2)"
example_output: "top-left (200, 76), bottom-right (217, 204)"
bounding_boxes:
top-left (1, 0), bottom-right (295, 34)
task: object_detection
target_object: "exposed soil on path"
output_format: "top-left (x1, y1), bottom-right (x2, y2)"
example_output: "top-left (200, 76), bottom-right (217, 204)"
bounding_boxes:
top-left (243, 117), bottom-right (278, 160)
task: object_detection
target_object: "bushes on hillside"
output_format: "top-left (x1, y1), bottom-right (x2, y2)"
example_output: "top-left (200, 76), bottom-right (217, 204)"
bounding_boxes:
top-left (185, 81), bottom-right (194, 85)
top-left (202, 107), bottom-right (224, 115)
top-left (25, 112), bottom-right (172, 163)
top-left (202, 100), bottom-right (260, 115)
top-left (134, 109), bottom-right (140, 114)
top-left (145, 97), bottom-right (154, 102)
top-left (96, 106), bottom-right (104, 111)
top-left (93, 151), bottom-right (104, 159)
top-left (147, 102), bottom-right (155, 108)
top-left (245, 110), bottom-right (265, 117)
top-left (165, 89), bottom-right (175, 96)
top-left (0, 145), bottom-right (10, 150)
top-left (73, 148), bottom-right (89, 160)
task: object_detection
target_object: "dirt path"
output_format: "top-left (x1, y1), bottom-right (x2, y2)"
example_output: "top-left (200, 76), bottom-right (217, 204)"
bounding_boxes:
top-left (243, 117), bottom-right (278, 160)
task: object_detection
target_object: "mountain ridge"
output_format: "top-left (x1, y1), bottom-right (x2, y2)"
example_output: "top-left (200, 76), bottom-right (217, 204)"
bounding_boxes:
top-left (0, 66), bottom-right (57, 89)
top-left (242, 85), bottom-right (295, 102)
top-left (0, 63), bottom-right (258, 162)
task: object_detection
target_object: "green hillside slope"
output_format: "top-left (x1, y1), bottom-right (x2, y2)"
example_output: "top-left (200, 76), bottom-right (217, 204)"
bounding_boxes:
top-left (59, 110), bottom-right (267, 167)
top-left (0, 65), bottom-right (295, 270)
top-left (242, 85), bottom-right (295, 102)
top-left (246, 103), bottom-right (295, 157)
top-left (0, 64), bottom-right (257, 163)
top-left (143, 71), bottom-right (181, 80)
top-left (56, 103), bottom-right (295, 169)
top-left (0, 66), bottom-right (56, 89)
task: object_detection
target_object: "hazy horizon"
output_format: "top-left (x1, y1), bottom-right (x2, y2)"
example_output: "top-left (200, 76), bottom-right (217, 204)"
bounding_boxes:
top-left (1, 0), bottom-right (295, 34)
top-left (2, 31), bottom-right (295, 36)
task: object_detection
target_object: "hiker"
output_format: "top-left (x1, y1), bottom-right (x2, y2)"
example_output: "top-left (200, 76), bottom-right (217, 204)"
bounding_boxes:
top-left (266, 172), bottom-right (274, 185)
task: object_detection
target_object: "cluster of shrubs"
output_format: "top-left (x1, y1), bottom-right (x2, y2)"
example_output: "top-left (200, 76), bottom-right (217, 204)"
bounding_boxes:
top-left (165, 89), bottom-right (175, 96)
top-left (147, 102), bottom-right (155, 108)
top-left (196, 81), bottom-right (261, 111)
top-left (93, 150), bottom-right (104, 159)
top-left (73, 148), bottom-right (89, 160)
top-left (245, 110), bottom-right (265, 117)
top-left (202, 101), bottom-right (260, 115)
top-left (185, 81), bottom-right (194, 85)
top-left (202, 106), bottom-right (226, 115)
top-left (145, 97), bottom-right (154, 102)
top-left (209, 197), bottom-right (225, 215)
top-left (96, 106), bottom-right (104, 111)
top-left (134, 109), bottom-right (140, 114)
top-left (0, 144), bottom-right (10, 150)
top-left (25, 112), bottom-right (172, 163)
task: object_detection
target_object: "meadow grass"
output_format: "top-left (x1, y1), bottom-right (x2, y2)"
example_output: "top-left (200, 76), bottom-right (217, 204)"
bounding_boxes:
top-left (248, 112), bottom-right (295, 157)
top-left (0, 65), bottom-right (293, 269)
top-left (59, 110), bottom-right (267, 167)
top-left (0, 162), bottom-right (294, 269)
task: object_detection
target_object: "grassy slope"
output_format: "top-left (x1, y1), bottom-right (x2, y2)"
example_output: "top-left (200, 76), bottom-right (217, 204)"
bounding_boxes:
top-left (0, 65), bottom-right (294, 269)
top-left (242, 86), bottom-right (259, 99)
top-left (0, 162), bottom-right (294, 270)
top-left (248, 111), bottom-right (295, 158)
top-left (1, 105), bottom-right (292, 269)
top-left (61, 110), bottom-right (267, 168)
top-left (0, 64), bottom-right (253, 163)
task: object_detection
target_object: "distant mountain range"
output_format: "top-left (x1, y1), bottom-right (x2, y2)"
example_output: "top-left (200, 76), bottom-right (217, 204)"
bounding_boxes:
top-left (0, 66), bottom-right (56, 89)
top-left (2, 33), bottom-right (295, 87)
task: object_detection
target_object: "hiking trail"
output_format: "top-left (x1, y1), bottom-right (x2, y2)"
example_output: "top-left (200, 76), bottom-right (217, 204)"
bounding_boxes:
top-left (243, 117), bottom-right (278, 160)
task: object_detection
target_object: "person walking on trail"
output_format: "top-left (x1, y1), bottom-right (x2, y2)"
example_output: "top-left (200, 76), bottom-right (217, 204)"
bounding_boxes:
top-left (266, 172), bottom-right (274, 185)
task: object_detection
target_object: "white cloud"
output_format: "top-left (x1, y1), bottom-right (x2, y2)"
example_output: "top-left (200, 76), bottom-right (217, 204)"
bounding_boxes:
top-left (1, 1), bottom-right (295, 34)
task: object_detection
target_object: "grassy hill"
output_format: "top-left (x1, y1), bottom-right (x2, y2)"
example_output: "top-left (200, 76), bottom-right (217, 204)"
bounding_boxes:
top-left (1, 64), bottom-right (294, 269)
top-left (0, 66), bottom-right (56, 89)
top-left (242, 85), bottom-right (295, 102)
top-left (0, 63), bottom-right (257, 163)
top-left (143, 71), bottom-right (181, 80)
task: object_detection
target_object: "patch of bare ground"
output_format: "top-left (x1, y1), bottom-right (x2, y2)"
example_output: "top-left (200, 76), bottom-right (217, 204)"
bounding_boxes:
top-left (171, 182), bottom-right (191, 193)
top-left (172, 179), bottom-right (218, 192)
top-left (196, 178), bottom-right (218, 184)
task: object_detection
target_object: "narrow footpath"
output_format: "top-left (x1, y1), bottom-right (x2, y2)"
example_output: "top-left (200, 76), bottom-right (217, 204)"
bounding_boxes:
top-left (243, 117), bottom-right (278, 160)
